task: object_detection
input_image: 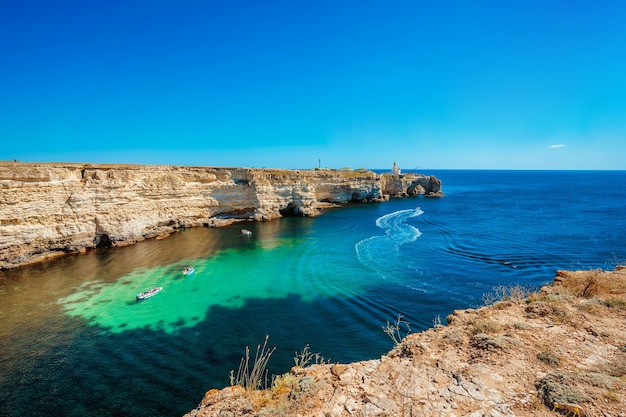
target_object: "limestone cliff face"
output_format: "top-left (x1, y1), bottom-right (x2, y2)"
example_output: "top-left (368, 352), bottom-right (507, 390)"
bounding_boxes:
top-left (0, 162), bottom-right (442, 269)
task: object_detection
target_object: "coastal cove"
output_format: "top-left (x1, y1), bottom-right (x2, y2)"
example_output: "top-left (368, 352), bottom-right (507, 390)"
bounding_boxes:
top-left (0, 162), bottom-right (442, 270)
top-left (1, 169), bottom-right (625, 417)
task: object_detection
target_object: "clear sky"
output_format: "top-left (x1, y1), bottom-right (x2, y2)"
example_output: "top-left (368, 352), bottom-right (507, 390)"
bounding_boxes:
top-left (1, 1), bottom-right (625, 170)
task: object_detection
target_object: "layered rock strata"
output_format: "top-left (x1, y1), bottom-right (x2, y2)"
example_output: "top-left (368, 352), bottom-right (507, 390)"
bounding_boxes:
top-left (0, 162), bottom-right (442, 269)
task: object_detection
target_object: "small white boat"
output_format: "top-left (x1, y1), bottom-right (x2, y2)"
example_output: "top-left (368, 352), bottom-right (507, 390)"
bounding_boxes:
top-left (136, 287), bottom-right (163, 301)
top-left (241, 229), bottom-right (252, 237)
top-left (182, 266), bottom-right (195, 275)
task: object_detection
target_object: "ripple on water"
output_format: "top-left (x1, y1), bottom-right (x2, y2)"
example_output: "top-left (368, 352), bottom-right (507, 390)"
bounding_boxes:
top-left (355, 207), bottom-right (424, 279)
top-left (58, 235), bottom-right (375, 334)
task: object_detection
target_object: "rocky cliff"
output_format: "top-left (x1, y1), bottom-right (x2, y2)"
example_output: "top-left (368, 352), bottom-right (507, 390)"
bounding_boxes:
top-left (185, 266), bottom-right (626, 417)
top-left (0, 162), bottom-right (442, 269)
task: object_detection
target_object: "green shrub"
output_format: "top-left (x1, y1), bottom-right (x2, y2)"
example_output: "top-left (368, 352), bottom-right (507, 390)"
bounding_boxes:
top-left (537, 348), bottom-right (561, 367)
top-left (536, 372), bottom-right (591, 407)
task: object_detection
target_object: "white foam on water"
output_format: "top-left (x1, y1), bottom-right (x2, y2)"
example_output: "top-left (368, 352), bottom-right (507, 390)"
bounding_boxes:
top-left (355, 207), bottom-right (424, 277)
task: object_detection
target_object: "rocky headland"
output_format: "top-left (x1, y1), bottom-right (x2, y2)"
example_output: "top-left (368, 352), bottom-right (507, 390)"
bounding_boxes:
top-left (185, 266), bottom-right (626, 417)
top-left (0, 162), bottom-right (442, 269)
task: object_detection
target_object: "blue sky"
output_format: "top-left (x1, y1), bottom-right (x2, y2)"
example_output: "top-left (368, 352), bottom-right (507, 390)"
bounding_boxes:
top-left (1, 1), bottom-right (625, 170)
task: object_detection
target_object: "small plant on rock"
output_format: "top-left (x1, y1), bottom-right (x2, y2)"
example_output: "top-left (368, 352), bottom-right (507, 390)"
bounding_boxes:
top-left (294, 344), bottom-right (328, 367)
top-left (536, 372), bottom-right (591, 409)
top-left (471, 333), bottom-right (506, 351)
top-left (537, 347), bottom-right (561, 367)
top-left (230, 335), bottom-right (276, 390)
top-left (383, 313), bottom-right (411, 346)
top-left (482, 283), bottom-right (535, 306)
top-left (469, 319), bottom-right (501, 335)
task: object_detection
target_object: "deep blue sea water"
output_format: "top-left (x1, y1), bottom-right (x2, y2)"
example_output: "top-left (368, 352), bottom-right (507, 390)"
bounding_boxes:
top-left (1, 170), bottom-right (625, 417)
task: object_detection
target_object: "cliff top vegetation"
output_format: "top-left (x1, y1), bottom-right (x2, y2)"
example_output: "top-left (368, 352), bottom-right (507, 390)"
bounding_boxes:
top-left (185, 266), bottom-right (626, 417)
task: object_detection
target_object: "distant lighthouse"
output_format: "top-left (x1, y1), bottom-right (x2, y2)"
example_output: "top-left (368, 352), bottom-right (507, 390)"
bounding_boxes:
top-left (392, 161), bottom-right (401, 175)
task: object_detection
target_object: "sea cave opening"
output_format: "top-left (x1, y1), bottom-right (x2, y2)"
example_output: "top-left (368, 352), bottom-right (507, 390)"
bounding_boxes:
top-left (94, 233), bottom-right (112, 249)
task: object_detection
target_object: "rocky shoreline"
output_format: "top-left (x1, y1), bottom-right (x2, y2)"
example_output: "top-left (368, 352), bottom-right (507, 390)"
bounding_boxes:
top-left (185, 267), bottom-right (626, 417)
top-left (0, 162), bottom-right (442, 270)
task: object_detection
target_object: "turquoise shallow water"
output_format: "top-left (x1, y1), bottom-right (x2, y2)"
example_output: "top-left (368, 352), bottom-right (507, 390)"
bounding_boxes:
top-left (58, 232), bottom-right (373, 334)
top-left (1, 170), bottom-right (625, 416)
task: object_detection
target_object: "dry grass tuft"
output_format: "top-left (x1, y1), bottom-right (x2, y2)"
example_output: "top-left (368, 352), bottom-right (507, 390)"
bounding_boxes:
top-left (230, 335), bottom-right (276, 391)
top-left (469, 319), bottom-right (502, 335)
top-left (383, 313), bottom-right (411, 346)
top-left (470, 333), bottom-right (509, 351)
top-left (599, 298), bottom-right (626, 310)
top-left (537, 347), bottom-right (561, 367)
top-left (482, 283), bottom-right (536, 306)
top-left (293, 345), bottom-right (329, 367)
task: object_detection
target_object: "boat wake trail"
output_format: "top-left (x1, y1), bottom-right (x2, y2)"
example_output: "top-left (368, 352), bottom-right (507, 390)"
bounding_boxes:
top-left (355, 207), bottom-right (424, 278)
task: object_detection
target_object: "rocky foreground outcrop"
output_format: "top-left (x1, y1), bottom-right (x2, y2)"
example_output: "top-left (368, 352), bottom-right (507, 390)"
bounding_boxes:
top-left (185, 267), bottom-right (626, 417)
top-left (0, 162), bottom-right (442, 269)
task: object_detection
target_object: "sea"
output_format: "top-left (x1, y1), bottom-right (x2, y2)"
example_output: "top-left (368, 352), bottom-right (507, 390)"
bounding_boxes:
top-left (1, 170), bottom-right (625, 417)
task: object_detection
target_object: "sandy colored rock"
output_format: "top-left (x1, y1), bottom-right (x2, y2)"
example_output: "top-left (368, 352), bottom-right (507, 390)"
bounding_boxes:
top-left (0, 162), bottom-right (442, 269)
top-left (184, 267), bottom-right (626, 417)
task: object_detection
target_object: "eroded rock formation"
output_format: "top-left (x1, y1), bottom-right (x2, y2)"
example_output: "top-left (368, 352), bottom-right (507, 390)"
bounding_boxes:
top-left (0, 162), bottom-right (442, 269)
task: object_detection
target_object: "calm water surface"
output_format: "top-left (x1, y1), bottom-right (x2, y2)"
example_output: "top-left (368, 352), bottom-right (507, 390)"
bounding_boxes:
top-left (1, 170), bottom-right (625, 416)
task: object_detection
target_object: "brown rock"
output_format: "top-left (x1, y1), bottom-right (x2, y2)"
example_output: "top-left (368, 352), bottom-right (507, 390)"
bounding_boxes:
top-left (183, 267), bottom-right (626, 417)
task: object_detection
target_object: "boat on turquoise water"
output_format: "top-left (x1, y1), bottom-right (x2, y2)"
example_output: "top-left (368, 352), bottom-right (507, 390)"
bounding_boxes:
top-left (241, 229), bottom-right (252, 237)
top-left (182, 266), bottom-right (195, 275)
top-left (136, 287), bottom-right (163, 300)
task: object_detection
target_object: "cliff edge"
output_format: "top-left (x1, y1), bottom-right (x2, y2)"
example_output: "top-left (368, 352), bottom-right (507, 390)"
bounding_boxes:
top-left (185, 266), bottom-right (626, 417)
top-left (0, 162), bottom-right (442, 269)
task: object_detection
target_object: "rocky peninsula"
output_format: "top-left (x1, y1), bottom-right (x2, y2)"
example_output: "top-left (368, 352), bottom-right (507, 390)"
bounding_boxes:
top-left (0, 162), bottom-right (442, 269)
top-left (185, 267), bottom-right (626, 417)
